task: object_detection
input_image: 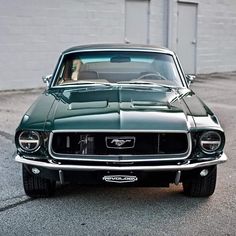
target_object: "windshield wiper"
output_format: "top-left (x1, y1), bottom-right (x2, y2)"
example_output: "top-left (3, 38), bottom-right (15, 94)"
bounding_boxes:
top-left (60, 81), bottom-right (112, 87)
top-left (117, 80), bottom-right (179, 90)
top-left (118, 80), bottom-right (155, 85)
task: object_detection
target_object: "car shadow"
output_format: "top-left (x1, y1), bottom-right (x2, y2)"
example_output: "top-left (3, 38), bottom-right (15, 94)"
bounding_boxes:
top-left (25, 183), bottom-right (214, 233)
top-left (52, 183), bottom-right (209, 208)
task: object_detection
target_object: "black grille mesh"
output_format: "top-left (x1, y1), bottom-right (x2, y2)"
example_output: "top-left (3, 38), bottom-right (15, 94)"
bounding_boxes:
top-left (51, 132), bottom-right (188, 155)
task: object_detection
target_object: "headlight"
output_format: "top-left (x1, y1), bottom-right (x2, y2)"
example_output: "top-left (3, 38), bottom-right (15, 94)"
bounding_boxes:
top-left (199, 131), bottom-right (222, 153)
top-left (18, 131), bottom-right (41, 152)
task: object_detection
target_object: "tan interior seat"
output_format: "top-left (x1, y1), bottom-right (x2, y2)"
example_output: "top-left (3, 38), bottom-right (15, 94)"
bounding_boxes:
top-left (78, 71), bottom-right (99, 80)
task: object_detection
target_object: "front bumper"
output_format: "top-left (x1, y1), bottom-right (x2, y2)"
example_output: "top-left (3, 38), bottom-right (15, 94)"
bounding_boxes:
top-left (15, 153), bottom-right (227, 172)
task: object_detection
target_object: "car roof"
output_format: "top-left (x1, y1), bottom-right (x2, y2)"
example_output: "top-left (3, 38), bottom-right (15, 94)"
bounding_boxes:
top-left (62, 44), bottom-right (174, 55)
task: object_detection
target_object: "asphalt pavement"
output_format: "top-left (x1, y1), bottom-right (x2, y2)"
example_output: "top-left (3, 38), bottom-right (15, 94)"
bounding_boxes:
top-left (0, 73), bottom-right (235, 236)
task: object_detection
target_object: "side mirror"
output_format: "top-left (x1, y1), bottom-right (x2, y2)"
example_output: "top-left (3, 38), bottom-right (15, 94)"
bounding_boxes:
top-left (186, 74), bottom-right (196, 86)
top-left (42, 74), bottom-right (52, 87)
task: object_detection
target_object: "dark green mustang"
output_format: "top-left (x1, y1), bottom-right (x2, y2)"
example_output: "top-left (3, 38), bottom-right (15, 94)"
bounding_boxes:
top-left (15, 44), bottom-right (227, 198)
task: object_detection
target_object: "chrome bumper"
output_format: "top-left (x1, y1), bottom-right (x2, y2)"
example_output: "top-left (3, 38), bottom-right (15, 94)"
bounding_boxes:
top-left (15, 153), bottom-right (227, 172)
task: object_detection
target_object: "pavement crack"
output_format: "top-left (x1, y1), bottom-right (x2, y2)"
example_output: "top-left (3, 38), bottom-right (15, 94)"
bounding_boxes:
top-left (0, 130), bottom-right (14, 141)
top-left (0, 195), bottom-right (34, 213)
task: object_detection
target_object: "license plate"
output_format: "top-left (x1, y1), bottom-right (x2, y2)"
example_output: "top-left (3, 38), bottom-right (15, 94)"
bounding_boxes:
top-left (102, 175), bottom-right (138, 183)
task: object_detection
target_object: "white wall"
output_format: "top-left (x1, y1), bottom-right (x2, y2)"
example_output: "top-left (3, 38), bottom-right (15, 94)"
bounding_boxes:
top-left (0, 0), bottom-right (236, 90)
top-left (0, 0), bottom-right (125, 90)
top-left (196, 0), bottom-right (236, 73)
top-left (0, 0), bottom-right (168, 90)
top-left (169, 0), bottom-right (236, 74)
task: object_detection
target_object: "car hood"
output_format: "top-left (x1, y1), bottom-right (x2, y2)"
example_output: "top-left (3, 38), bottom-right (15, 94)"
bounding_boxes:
top-left (46, 86), bottom-right (192, 131)
top-left (19, 85), bottom-right (220, 132)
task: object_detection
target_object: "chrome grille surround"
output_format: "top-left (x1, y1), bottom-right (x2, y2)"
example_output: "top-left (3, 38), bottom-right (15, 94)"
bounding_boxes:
top-left (48, 130), bottom-right (192, 162)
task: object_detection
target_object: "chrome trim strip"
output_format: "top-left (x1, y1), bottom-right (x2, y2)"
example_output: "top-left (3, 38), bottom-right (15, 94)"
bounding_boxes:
top-left (51, 54), bottom-right (64, 87)
top-left (50, 129), bottom-right (189, 133)
top-left (48, 132), bottom-right (192, 162)
top-left (63, 48), bottom-right (174, 56)
top-left (173, 54), bottom-right (187, 87)
top-left (15, 153), bottom-right (227, 171)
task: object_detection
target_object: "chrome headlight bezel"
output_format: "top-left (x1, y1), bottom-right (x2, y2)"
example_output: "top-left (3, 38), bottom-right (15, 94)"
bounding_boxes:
top-left (199, 131), bottom-right (222, 154)
top-left (18, 131), bottom-right (41, 153)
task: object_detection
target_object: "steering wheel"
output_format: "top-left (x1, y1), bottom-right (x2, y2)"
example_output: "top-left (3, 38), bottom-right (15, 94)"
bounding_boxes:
top-left (136, 72), bottom-right (166, 81)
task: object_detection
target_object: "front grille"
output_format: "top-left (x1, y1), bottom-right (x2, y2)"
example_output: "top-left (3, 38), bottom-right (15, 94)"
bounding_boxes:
top-left (51, 132), bottom-right (189, 156)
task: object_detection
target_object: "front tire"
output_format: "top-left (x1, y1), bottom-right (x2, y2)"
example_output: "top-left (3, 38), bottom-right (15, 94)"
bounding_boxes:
top-left (23, 165), bottom-right (56, 198)
top-left (183, 166), bottom-right (217, 197)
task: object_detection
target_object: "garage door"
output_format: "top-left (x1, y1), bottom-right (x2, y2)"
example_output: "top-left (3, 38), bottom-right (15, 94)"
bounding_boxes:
top-left (177, 2), bottom-right (198, 74)
top-left (125, 0), bottom-right (150, 44)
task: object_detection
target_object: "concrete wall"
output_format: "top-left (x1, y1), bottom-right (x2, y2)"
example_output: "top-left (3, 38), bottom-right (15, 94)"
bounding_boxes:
top-left (0, 0), bottom-right (125, 90)
top-left (0, 0), bottom-right (236, 90)
top-left (0, 0), bottom-right (166, 90)
top-left (170, 0), bottom-right (236, 73)
top-left (196, 0), bottom-right (236, 73)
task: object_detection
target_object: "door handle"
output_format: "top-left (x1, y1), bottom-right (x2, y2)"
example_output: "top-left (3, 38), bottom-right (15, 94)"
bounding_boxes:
top-left (191, 40), bottom-right (197, 45)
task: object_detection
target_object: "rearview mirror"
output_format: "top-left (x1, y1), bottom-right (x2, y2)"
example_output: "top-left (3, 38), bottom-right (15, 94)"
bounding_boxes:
top-left (110, 55), bottom-right (131, 63)
top-left (42, 74), bottom-right (52, 87)
top-left (186, 74), bottom-right (196, 86)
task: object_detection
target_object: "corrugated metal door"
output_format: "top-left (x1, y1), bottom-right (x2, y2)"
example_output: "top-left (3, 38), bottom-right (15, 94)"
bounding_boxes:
top-left (177, 2), bottom-right (198, 74)
top-left (125, 0), bottom-right (150, 44)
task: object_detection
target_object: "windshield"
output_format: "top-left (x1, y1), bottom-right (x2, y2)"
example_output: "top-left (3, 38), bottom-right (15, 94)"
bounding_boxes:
top-left (54, 51), bottom-right (184, 87)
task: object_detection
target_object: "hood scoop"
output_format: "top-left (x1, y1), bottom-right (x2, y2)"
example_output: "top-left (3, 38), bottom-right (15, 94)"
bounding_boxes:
top-left (131, 101), bottom-right (170, 109)
top-left (68, 101), bottom-right (108, 110)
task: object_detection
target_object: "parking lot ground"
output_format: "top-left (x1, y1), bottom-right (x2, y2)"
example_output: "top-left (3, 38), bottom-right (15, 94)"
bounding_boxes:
top-left (0, 73), bottom-right (235, 236)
